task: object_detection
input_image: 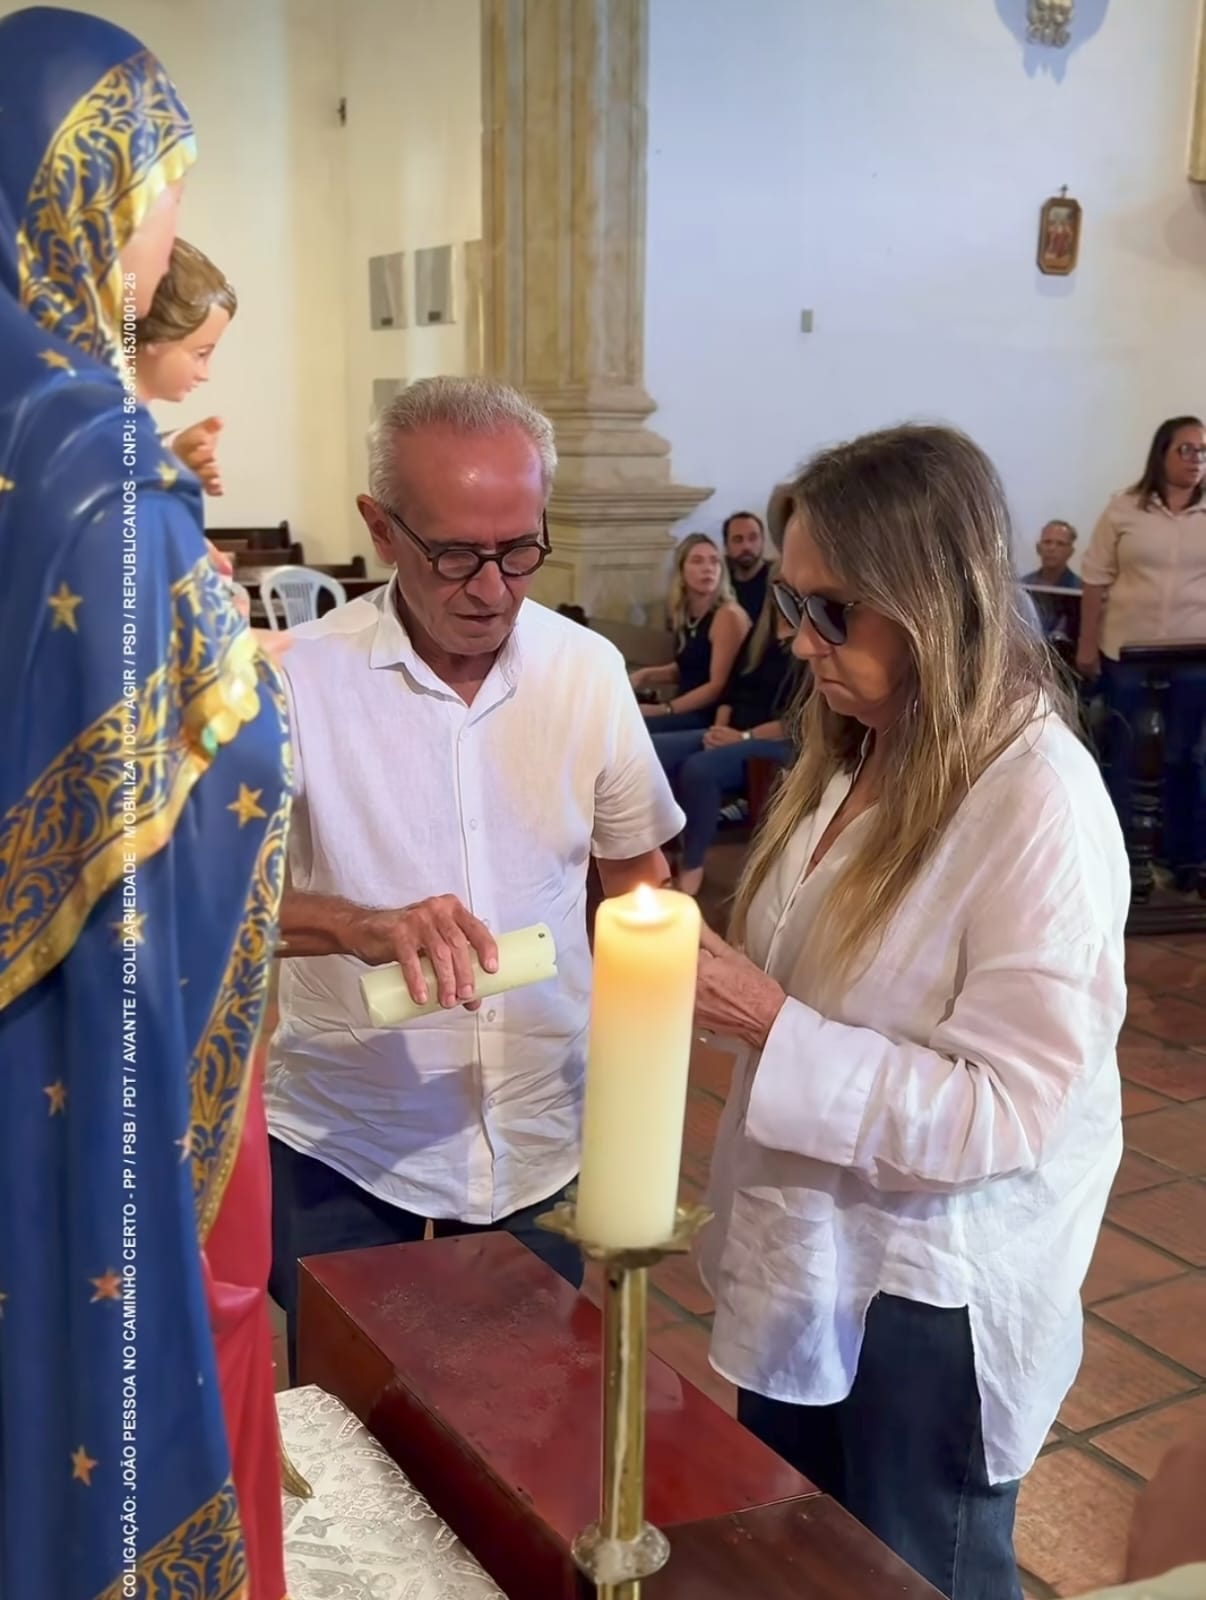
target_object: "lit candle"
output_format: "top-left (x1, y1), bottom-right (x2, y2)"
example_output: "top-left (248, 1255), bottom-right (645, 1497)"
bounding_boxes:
top-left (575, 885), bottom-right (701, 1249)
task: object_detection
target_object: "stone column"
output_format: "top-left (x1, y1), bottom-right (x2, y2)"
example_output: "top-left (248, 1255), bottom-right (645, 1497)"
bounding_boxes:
top-left (481, 0), bottom-right (710, 622)
top-left (1190, 0), bottom-right (1206, 182)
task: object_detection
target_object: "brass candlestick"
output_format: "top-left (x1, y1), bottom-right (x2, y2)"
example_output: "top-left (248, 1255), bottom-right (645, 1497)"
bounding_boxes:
top-left (538, 1197), bottom-right (713, 1600)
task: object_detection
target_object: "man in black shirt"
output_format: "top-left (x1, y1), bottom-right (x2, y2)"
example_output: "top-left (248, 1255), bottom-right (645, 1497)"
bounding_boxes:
top-left (723, 510), bottom-right (772, 620)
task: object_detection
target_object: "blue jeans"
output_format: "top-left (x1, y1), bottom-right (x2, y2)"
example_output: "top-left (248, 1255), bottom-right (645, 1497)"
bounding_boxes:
top-left (269, 1138), bottom-right (583, 1381)
top-left (738, 1295), bottom-right (1021, 1600)
top-left (1099, 658), bottom-right (1206, 872)
top-left (652, 730), bottom-right (792, 869)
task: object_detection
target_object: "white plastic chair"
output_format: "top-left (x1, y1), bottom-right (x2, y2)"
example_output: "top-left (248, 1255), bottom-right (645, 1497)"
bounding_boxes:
top-left (260, 565), bottom-right (347, 629)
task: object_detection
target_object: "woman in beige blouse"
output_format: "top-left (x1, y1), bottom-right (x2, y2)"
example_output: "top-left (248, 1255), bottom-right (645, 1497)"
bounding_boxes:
top-left (1077, 416), bottom-right (1206, 887)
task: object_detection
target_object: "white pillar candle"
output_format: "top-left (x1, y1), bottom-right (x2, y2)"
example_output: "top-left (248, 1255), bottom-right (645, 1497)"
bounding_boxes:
top-left (359, 924), bottom-right (557, 1027)
top-left (575, 885), bottom-right (701, 1249)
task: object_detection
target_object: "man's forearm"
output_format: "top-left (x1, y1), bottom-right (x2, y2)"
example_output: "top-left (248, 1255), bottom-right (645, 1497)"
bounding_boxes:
top-left (278, 888), bottom-right (371, 958)
top-left (596, 848), bottom-right (673, 898)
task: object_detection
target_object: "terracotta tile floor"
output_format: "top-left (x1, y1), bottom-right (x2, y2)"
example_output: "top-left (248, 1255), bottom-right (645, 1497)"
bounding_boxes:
top-left (269, 858), bottom-right (1206, 1599)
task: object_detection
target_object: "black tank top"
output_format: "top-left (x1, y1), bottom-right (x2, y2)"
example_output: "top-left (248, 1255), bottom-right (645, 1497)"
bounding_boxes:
top-left (675, 610), bottom-right (715, 695)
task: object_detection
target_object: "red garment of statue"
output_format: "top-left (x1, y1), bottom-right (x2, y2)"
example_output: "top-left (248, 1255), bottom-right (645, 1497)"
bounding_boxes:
top-left (203, 1065), bottom-right (287, 1600)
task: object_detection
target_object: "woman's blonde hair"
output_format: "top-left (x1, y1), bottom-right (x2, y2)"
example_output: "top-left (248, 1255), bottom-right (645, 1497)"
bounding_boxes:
top-left (136, 239), bottom-right (237, 346)
top-left (667, 533), bottom-right (734, 640)
top-left (731, 425), bottom-right (1074, 982)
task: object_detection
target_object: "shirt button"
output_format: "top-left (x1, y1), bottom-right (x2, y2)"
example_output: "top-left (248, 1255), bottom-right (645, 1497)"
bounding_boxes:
top-left (486, 1009), bottom-right (497, 1023)
top-left (469, 819), bottom-right (479, 831)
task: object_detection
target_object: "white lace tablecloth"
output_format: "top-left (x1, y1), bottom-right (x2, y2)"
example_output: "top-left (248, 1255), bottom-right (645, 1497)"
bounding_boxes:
top-left (279, 1385), bottom-right (506, 1600)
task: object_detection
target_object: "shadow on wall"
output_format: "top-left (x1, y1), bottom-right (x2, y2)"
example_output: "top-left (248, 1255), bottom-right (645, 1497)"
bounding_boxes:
top-left (993, 0), bottom-right (1111, 80)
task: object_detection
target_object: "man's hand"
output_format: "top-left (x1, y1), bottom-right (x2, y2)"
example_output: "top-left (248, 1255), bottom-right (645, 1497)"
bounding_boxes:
top-left (703, 725), bottom-right (742, 749)
top-left (173, 416), bottom-right (224, 495)
top-left (348, 895), bottom-right (499, 1009)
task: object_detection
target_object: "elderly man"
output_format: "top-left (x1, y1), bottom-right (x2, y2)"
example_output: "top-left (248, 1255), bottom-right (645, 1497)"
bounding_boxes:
top-left (267, 377), bottom-right (683, 1376)
top-left (1021, 518), bottom-right (1082, 590)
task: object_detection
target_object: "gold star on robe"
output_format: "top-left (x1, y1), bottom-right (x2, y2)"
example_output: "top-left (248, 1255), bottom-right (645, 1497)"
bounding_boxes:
top-left (48, 582), bottom-right (83, 632)
top-left (90, 1270), bottom-right (122, 1303)
top-left (176, 1126), bottom-right (195, 1163)
top-left (111, 911), bottom-right (147, 945)
top-left (0, 476), bottom-right (14, 493)
top-left (157, 460), bottom-right (178, 489)
top-left (227, 785), bottom-right (267, 828)
top-left (44, 1080), bottom-right (67, 1116)
top-left (40, 349), bottom-right (74, 373)
top-left (71, 1446), bottom-right (98, 1486)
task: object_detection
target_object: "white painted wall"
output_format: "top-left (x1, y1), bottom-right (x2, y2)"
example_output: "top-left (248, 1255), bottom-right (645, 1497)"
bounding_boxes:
top-left (644, 0), bottom-right (1206, 564)
top-left (336, 0), bottom-right (482, 566)
top-left (5, 0), bottom-right (481, 563)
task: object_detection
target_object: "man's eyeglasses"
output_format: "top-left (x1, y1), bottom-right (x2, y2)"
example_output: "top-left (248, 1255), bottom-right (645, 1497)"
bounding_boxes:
top-left (772, 579), bottom-right (856, 647)
top-left (384, 506), bottom-right (551, 582)
top-left (1174, 443), bottom-right (1206, 463)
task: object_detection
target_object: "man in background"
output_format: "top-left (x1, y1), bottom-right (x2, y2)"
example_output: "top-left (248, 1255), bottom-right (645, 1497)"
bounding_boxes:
top-left (723, 509), bottom-right (772, 619)
top-left (1021, 519), bottom-right (1082, 589)
top-left (266, 376), bottom-right (683, 1378)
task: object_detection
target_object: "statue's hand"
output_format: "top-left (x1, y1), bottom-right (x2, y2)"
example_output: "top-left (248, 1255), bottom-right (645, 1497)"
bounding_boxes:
top-left (173, 416), bottom-right (224, 496)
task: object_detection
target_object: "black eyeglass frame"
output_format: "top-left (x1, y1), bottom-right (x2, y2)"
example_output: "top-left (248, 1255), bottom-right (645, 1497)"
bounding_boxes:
top-left (772, 578), bottom-right (857, 647)
top-left (383, 505), bottom-right (552, 582)
top-left (1173, 443), bottom-right (1206, 463)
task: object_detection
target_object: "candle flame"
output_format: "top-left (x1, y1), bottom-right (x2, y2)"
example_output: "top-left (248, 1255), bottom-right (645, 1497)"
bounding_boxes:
top-left (633, 883), bottom-right (661, 919)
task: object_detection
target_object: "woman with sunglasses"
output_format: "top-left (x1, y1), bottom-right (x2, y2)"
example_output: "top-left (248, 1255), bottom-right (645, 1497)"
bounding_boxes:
top-left (692, 426), bottom-right (1128, 1600)
top-left (1078, 417), bottom-right (1206, 887)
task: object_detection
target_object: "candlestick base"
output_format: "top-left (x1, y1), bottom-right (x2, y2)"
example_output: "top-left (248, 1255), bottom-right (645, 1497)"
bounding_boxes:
top-left (535, 1197), bottom-right (713, 1266)
top-left (536, 1198), bottom-right (713, 1598)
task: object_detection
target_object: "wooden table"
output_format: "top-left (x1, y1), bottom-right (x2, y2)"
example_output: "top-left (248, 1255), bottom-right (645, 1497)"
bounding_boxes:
top-left (298, 1232), bottom-right (940, 1600)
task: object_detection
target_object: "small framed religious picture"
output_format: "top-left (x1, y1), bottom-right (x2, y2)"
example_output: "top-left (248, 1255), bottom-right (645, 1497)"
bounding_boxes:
top-left (1037, 192), bottom-right (1082, 276)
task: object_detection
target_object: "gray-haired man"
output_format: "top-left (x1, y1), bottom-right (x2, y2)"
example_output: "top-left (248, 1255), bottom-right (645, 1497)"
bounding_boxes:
top-left (266, 376), bottom-right (683, 1376)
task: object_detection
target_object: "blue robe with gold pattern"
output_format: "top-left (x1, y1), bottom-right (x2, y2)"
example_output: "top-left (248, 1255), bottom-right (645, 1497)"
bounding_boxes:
top-left (0, 10), bottom-right (290, 1596)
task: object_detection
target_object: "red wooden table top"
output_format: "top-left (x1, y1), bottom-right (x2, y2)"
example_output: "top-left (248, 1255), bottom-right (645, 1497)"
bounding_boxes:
top-left (298, 1231), bottom-right (813, 1546)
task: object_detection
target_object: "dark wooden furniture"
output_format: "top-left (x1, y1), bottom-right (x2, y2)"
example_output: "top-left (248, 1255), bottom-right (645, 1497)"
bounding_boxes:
top-left (1116, 640), bottom-right (1206, 933)
top-left (298, 1233), bottom-right (815, 1600)
top-left (297, 1233), bottom-right (941, 1600)
top-left (210, 519), bottom-right (293, 551)
top-left (644, 1499), bottom-right (942, 1600)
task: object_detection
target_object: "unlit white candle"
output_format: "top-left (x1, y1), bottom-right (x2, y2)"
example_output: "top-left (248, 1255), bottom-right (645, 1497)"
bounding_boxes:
top-left (359, 924), bottom-right (557, 1027)
top-left (575, 885), bottom-right (701, 1249)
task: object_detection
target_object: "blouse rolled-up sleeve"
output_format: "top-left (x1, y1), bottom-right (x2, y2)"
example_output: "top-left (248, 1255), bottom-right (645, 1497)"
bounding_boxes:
top-left (745, 782), bottom-right (1127, 1193)
top-left (1080, 498), bottom-right (1125, 588)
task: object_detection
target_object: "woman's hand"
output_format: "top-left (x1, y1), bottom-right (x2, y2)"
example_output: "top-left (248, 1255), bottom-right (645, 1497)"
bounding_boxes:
top-left (1075, 645), bottom-right (1100, 681)
top-left (703, 725), bottom-right (742, 749)
top-left (642, 701), bottom-right (672, 720)
top-left (695, 923), bottom-right (786, 1050)
top-left (629, 667), bottom-right (650, 689)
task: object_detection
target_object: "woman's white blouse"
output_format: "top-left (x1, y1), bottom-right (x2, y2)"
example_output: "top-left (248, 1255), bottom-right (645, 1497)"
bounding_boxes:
top-left (700, 709), bottom-right (1128, 1484)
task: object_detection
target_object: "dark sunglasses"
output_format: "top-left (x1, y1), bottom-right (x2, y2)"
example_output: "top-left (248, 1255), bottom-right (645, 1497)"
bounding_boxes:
top-left (384, 506), bottom-right (551, 583)
top-left (772, 579), bottom-right (856, 646)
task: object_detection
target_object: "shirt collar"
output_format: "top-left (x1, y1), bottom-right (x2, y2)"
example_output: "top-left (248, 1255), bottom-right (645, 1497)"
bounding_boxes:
top-left (368, 573), bottom-right (525, 696)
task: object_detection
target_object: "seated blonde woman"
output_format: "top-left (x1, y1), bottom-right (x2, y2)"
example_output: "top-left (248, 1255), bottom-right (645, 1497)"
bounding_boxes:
top-left (693, 425), bottom-right (1127, 1600)
top-left (631, 533), bottom-right (749, 729)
